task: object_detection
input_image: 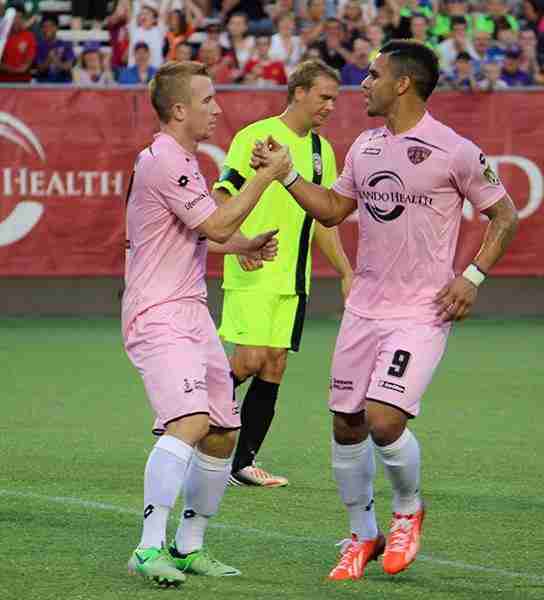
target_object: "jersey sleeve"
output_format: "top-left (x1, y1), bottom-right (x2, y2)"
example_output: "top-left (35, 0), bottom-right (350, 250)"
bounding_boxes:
top-left (451, 139), bottom-right (506, 212)
top-left (332, 141), bottom-right (357, 199)
top-left (159, 159), bottom-right (217, 230)
top-left (213, 127), bottom-right (255, 197)
top-left (321, 138), bottom-right (338, 188)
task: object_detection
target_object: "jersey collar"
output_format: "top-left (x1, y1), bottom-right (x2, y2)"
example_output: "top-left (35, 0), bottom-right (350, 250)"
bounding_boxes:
top-left (153, 131), bottom-right (196, 160)
top-left (384, 111), bottom-right (431, 140)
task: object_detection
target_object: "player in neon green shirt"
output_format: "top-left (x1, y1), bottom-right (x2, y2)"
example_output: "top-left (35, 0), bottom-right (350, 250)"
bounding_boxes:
top-left (213, 60), bottom-right (353, 487)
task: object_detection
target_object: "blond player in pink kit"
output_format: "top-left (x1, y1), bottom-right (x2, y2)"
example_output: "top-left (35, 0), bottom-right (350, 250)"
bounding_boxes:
top-left (122, 61), bottom-right (292, 587)
top-left (253, 40), bottom-right (518, 581)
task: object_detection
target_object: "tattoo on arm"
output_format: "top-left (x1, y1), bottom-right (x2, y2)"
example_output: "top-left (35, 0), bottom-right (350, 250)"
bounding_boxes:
top-left (474, 195), bottom-right (519, 271)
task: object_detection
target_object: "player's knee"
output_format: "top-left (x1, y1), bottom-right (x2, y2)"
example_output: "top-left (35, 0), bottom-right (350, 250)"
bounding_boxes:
top-left (333, 411), bottom-right (367, 444)
top-left (261, 348), bottom-right (288, 380)
top-left (221, 429), bottom-right (238, 456)
top-left (166, 413), bottom-right (209, 445)
top-left (233, 348), bottom-right (266, 378)
top-left (368, 419), bottom-right (406, 447)
top-left (366, 401), bottom-right (407, 446)
top-left (200, 426), bottom-right (237, 458)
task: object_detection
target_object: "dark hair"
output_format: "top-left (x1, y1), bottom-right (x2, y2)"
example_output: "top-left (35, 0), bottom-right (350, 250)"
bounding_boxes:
top-left (527, 0), bottom-right (544, 18)
top-left (169, 9), bottom-right (188, 36)
top-left (456, 51), bottom-right (472, 61)
top-left (287, 58), bottom-right (340, 103)
top-left (228, 11), bottom-right (248, 23)
top-left (9, 0), bottom-right (26, 15)
top-left (411, 12), bottom-right (429, 24)
top-left (379, 39), bottom-right (440, 100)
top-left (495, 16), bottom-right (513, 31)
top-left (450, 16), bottom-right (467, 28)
top-left (41, 13), bottom-right (59, 27)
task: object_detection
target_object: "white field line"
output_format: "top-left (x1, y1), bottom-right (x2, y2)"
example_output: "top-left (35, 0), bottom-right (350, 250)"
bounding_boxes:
top-left (2, 489), bottom-right (543, 584)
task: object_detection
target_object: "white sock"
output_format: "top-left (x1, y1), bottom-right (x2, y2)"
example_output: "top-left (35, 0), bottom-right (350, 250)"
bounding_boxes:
top-left (332, 437), bottom-right (379, 541)
top-left (175, 449), bottom-right (231, 555)
top-left (139, 435), bottom-right (194, 549)
top-left (375, 428), bottom-right (422, 515)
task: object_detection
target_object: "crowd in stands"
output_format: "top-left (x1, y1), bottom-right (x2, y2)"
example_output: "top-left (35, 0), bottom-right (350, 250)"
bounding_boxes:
top-left (1, 0), bottom-right (543, 89)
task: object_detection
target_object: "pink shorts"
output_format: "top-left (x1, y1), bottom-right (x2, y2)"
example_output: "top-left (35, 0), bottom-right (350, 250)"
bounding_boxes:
top-left (124, 301), bottom-right (241, 434)
top-left (329, 310), bottom-right (451, 417)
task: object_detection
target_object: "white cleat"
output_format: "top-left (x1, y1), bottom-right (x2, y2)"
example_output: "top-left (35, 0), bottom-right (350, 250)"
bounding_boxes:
top-left (228, 463), bottom-right (288, 488)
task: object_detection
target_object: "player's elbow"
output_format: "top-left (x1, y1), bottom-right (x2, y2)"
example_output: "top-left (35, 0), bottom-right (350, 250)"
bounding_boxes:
top-left (319, 214), bottom-right (343, 228)
top-left (206, 228), bottom-right (231, 244)
top-left (198, 214), bottom-right (234, 244)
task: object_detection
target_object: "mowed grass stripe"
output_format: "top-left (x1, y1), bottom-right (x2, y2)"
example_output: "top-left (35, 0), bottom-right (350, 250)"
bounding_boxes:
top-left (2, 488), bottom-right (543, 585)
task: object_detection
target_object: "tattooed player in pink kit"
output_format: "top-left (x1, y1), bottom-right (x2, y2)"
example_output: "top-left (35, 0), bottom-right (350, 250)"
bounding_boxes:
top-left (122, 61), bottom-right (292, 587)
top-left (253, 40), bottom-right (518, 581)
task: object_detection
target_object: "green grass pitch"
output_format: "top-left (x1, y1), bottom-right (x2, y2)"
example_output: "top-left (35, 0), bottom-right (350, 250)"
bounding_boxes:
top-left (1, 316), bottom-right (543, 600)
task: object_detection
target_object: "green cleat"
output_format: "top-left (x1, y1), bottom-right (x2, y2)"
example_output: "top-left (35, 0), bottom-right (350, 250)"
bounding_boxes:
top-left (128, 546), bottom-right (187, 587)
top-left (169, 543), bottom-right (241, 577)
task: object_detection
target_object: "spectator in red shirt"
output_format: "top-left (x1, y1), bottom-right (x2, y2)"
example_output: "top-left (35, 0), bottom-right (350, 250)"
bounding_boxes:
top-left (104, 1), bottom-right (130, 75)
top-left (243, 34), bottom-right (287, 85)
top-left (197, 39), bottom-right (241, 83)
top-left (0, 2), bottom-right (37, 83)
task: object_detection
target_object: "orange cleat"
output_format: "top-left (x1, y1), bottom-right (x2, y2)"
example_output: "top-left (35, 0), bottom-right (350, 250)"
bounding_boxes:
top-left (328, 533), bottom-right (386, 581)
top-left (382, 506), bottom-right (426, 575)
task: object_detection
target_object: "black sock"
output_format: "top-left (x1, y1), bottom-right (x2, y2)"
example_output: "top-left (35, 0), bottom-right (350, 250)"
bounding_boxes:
top-left (232, 377), bottom-right (279, 473)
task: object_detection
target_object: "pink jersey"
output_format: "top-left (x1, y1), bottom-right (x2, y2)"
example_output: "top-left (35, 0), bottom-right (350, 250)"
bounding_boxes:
top-left (333, 112), bottom-right (506, 320)
top-left (122, 132), bottom-right (217, 338)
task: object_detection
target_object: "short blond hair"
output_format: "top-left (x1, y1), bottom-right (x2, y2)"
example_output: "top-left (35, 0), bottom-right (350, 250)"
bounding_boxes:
top-left (149, 61), bottom-right (208, 123)
top-left (287, 59), bottom-right (340, 103)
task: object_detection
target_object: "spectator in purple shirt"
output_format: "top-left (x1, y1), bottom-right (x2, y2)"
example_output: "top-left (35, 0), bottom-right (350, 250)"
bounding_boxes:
top-left (341, 37), bottom-right (371, 85)
top-left (500, 45), bottom-right (534, 85)
top-left (35, 13), bottom-right (75, 83)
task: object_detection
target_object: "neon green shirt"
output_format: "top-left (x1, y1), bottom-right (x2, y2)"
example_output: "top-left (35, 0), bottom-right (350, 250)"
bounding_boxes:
top-left (473, 13), bottom-right (519, 36)
top-left (432, 14), bottom-right (473, 40)
top-left (213, 116), bottom-right (337, 295)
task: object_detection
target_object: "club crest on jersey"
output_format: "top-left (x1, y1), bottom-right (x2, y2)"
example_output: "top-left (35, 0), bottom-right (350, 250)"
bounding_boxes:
top-left (483, 164), bottom-right (500, 185)
top-left (407, 146), bottom-right (432, 165)
top-left (312, 152), bottom-right (322, 176)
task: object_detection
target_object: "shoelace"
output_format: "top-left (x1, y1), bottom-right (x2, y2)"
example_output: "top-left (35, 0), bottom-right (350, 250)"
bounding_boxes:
top-left (387, 516), bottom-right (414, 552)
top-left (247, 463), bottom-right (275, 480)
top-left (332, 538), bottom-right (362, 572)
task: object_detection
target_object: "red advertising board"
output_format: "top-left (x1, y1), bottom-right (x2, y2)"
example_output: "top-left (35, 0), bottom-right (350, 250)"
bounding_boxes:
top-left (0, 88), bottom-right (543, 276)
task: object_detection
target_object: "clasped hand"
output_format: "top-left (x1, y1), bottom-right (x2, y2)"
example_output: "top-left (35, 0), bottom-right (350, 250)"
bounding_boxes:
top-left (251, 136), bottom-right (289, 175)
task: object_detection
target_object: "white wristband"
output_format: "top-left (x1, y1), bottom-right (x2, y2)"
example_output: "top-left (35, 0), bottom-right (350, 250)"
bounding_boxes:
top-left (462, 263), bottom-right (486, 287)
top-left (282, 168), bottom-right (299, 188)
